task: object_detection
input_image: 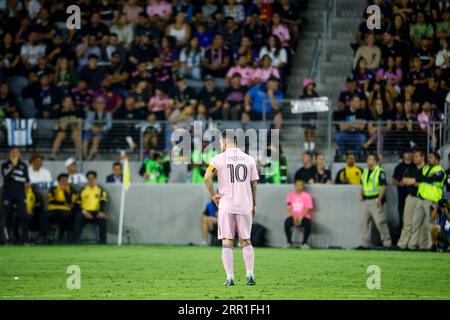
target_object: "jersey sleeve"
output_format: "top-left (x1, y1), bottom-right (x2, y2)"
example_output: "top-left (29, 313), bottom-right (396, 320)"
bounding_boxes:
top-left (250, 157), bottom-right (259, 181)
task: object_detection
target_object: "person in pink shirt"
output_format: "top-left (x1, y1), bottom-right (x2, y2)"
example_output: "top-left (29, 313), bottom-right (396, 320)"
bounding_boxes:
top-left (252, 54), bottom-right (280, 84)
top-left (271, 13), bottom-right (291, 47)
top-left (146, 0), bottom-right (172, 21)
top-left (204, 131), bottom-right (259, 286)
top-left (225, 55), bottom-right (254, 87)
top-left (285, 179), bottom-right (314, 248)
top-left (122, 0), bottom-right (144, 23)
top-left (147, 87), bottom-right (173, 120)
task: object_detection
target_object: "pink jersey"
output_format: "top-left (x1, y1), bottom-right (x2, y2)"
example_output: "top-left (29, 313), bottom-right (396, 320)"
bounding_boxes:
top-left (210, 148), bottom-right (259, 215)
top-left (286, 192), bottom-right (313, 219)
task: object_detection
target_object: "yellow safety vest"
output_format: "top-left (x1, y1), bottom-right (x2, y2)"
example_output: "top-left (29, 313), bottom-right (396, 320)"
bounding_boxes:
top-left (362, 165), bottom-right (384, 197)
top-left (417, 165), bottom-right (446, 202)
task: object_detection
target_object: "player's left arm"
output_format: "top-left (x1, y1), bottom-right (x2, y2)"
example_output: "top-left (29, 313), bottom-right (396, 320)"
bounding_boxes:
top-left (250, 180), bottom-right (257, 218)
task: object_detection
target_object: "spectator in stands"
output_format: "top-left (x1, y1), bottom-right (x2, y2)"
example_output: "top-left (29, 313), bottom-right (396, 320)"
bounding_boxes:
top-left (76, 36), bottom-right (102, 70)
top-left (79, 54), bottom-right (104, 90)
top-left (244, 13), bottom-right (269, 51)
top-left (353, 57), bottom-right (374, 95)
top-left (165, 12), bottom-right (191, 48)
top-left (408, 56), bottom-right (432, 93)
top-left (20, 31), bottom-right (46, 71)
top-left (33, 73), bottom-right (62, 119)
top-left (116, 95), bottom-right (145, 120)
top-left (73, 171), bottom-right (109, 244)
top-left (200, 200), bottom-right (218, 246)
top-left (41, 173), bottom-right (77, 243)
top-left (300, 78), bottom-right (319, 152)
top-left (225, 54), bottom-right (254, 88)
top-left (409, 10), bottom-right (434, 47)
top-left (271, 13), bottom-right (291, 48)
top-left (223, 73), bottom-right (245, 121)
top-left (172, 73), bottom-right (197, 109)
top-left (425, 77), bottom-right (449, 114)
top-left (223, 0), bottom-right (245, 24)
top-left (50, 96), bottom-right (82, 160)
top-left (294, 151), bottom-right (315, 184)
top-left (83, 95), bottom-right (113, 160)
top-left (392, 149), bottom-right (414, 245)
top-left (222, 17), bottom-right (241, 53)
top-left (201, 34), bottom-right (231, 79)
top-left (198, 75), bottom-right (223, 120)
top-left (284, 179), bottom-right (314, 248)
top-left (128, 34), bottom-right (159, 67)
top-left (91, 77), bottom-right (123, 115)
top-left (418, 100), bottom-right (442, 149)
top-left (259, 35), bottom-right (287, 72)
top-left (334, 152), bottom-right (363, 185)
top-left (337, 76), bottom-right (365, 109)
top-left (252, 54), bottom-right (281, 85)
top-left (28, 153), bottom-right (52, 186)
top-left (376, 55), bottom-right (403, 97)
top-left (146, 0), bottom-right (173, 25)
top-left (111, 15), bottom-right (134, 47)
top-left (435, 38), bottom-right (450, 70)
top-left (123, 0), bottom-right (144, 23)
top-left (244, 75), bottom-right (283, 129)
top-left (0, 32), bottom-right (21, 79)
top-left (65, 158), bottom-right (87, 186)
top-left (353, 33), bottom-right (381, 71)
top-left (0, 82), bottom-right (19, 118)
top-left (148, 86), bottom-right (173, 120)
top-left (335, 95), bottom-right (367, 158)
top-left (54, 57), bottom-right (77, 95)
top-left (363, 98), bottom-right (393, 155)
top-left (149, 56), bottom-right (173, 91)
top-left (106, 161), bottom-right (123, 184)
top-left (179, 36), bottom-right (204, 80)
top-left (359, 153), bottom-right (392, 249)
top-left (313, 153), bottom-right (332, 184)
top-left (275, 0), bottom-right (301, 46)
top-left (71, 79), bottom-right (93, 117)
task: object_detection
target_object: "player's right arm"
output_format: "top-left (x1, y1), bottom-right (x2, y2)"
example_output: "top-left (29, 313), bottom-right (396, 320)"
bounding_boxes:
top-left (204, 164), bottom-right (221, 207)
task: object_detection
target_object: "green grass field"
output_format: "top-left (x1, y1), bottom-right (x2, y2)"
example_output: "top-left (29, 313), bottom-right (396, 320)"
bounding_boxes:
top-left (0, 245), bottom-right (449, 300)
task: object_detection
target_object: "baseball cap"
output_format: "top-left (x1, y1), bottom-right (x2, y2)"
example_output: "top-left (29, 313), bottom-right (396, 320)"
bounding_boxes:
top-left (65, 157), bottom-right (76, 168)
top-left (303, 78), bottom-right (315, 88)
top-left (176, 73), bottom-right (186, 81)
top-left (204, 75), bottom-right (214, 81)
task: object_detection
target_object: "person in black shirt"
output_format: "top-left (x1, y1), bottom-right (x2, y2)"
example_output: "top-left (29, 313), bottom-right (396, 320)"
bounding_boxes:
top-left (294, 152), bottom-right (316, 184)
top-left (397, 150), bottom-right (430, 250)
top-left (1, 147), bottom-right (30, 244)
top-left (314, 153), bottom-right (332, 184)
top-left (223, 73), bottom-right (245, 121)
top-left (392, 149), bottom-right (414, 244)
top-left (445, 153), bottom-right (450, 200)
top-left (198, 75), bottom-right (223, 120)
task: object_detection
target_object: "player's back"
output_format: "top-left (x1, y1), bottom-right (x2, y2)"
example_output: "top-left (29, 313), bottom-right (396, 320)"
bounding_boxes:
top-left (210, 147), bottom-right (259, 215)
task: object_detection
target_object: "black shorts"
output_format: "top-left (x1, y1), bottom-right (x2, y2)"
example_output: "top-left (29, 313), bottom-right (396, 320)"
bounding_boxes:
top-left (301, 112), bottom-right (318, 129)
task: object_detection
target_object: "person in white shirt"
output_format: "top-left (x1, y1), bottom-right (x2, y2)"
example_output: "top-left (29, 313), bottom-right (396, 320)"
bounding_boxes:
top-left (65, 158), bottom-right (87, 185)
top-left (28, 153), bottom-right (52, 186)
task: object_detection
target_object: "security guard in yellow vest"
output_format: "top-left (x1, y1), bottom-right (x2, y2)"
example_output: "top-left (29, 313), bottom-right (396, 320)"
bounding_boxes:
top-left (73, 171), bottom-right (108, 244)
top-left (41, 173), bottom-right (78, 243)
top-left (407, 151), bottom-right (447, 250)
top-left (359, 154), bottom-right (392, 248)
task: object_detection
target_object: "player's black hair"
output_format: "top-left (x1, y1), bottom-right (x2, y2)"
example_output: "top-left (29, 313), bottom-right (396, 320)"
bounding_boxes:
top-left (57, 173), bottom-right (69, 181)
top-left (86, 171), bottom-right (97, 178)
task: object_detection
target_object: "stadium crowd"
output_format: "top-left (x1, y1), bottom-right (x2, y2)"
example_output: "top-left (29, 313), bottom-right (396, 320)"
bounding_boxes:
top-left (0, 0), bottom-right (307, 160)
top-left (334, 0), bottom-right (449, 159)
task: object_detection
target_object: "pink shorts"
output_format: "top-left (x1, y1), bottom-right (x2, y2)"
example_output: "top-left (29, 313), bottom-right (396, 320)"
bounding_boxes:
top-left (218, 211), bottom-right (252, 240)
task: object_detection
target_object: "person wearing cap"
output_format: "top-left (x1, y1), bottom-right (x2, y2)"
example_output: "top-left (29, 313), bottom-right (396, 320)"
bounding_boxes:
top-left (198, 75), bottom-right (223, 120)
top-left (173, 73), bottom-right (197, 109)
top-left (65, 158), bottom-right (87, 186)
top-left (244, 75), bottom-right (284, 129)
top-left (28, 153), bottom-right (52, 186)
top-left (300, 78), bottom-right (319, 152)
top-left (79, 53), bottom-right (104, 90)
top-left (34, 73), bottom-right (62, 119)
top-left (402, 151), bottom-right (447, 250)
top-left (223, 73), bottom-right (246, 121)
top-left (392, 149), bottom-right (414, 244)
top-left (337, 75), bottom-right (365, 110)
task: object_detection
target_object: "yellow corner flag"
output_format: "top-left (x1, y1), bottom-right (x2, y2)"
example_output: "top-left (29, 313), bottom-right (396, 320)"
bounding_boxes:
top-left (123, 158), bottom-right (131, 191)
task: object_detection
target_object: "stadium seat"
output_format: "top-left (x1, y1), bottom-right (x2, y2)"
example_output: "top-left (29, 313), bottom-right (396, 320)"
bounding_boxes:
top-left (6, 76), bottom-right (29, 98)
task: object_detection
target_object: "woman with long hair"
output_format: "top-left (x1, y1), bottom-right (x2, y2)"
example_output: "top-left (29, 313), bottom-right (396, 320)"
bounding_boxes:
top-left (259, 35), bottom-right (287, 71)
top-left (54, 57), bottom-right (77, 94)
top-left (165, 11), bottom-right (191, 48)
top-left (179, 36), bottom-right (204, 80)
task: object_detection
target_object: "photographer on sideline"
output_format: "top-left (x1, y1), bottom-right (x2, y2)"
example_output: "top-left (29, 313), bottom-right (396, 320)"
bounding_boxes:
top-left (430, 198), bottom-right (450, 252)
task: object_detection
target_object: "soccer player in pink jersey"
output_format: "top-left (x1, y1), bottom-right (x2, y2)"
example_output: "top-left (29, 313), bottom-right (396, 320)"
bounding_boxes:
top-left (204, 132), bottom-right (259, 286)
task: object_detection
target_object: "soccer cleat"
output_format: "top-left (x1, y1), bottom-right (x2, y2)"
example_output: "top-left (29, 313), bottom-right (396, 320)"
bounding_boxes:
top-left (430, 244), bottom-right (437, 252)
top-left (246, 276), bottom-right (256, 286)
top-left (223, 279), bottom-right (235, 286)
